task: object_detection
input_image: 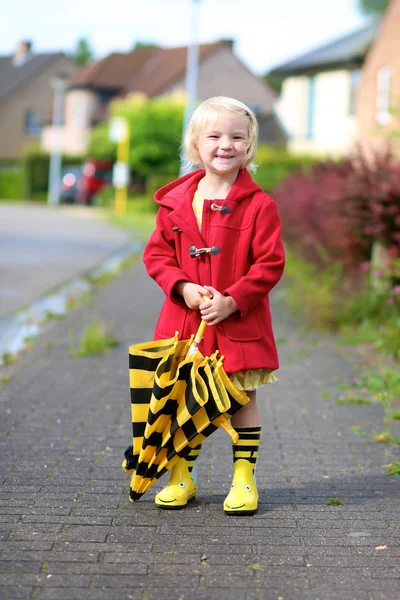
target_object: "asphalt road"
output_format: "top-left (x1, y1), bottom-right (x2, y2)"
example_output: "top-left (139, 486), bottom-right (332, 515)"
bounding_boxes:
top-left (0, 203), bottom-right (131, 318)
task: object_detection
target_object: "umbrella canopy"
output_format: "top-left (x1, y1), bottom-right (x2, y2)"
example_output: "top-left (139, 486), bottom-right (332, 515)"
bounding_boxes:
top-left (122, 320), bottom-right (249, 501)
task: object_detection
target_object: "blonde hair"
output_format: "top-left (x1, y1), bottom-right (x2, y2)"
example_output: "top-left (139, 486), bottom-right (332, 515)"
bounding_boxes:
top-left (184, 96), bottom-right (259, 173)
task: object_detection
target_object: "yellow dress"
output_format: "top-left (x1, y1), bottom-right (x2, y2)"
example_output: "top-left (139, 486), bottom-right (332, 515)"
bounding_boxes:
top-left (192, 190), bottom-right (277, 391)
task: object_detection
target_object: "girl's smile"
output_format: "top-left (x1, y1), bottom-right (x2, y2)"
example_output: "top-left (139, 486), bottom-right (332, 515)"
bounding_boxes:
top-left (197, 112), bottom-right (249, 176)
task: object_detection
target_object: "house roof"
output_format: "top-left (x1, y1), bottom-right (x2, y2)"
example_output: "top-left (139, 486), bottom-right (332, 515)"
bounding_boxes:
top-left (270, 20), bottom-right (381, 75)
top-left (68, 40), bottom-right (234, 95)
top-left (68, 47), bottom-right (157, 90)
top-left (0, 53), bottom-right (67, 103)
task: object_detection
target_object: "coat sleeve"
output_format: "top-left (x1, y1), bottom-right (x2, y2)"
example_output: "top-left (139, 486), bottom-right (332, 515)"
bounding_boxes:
top-left (143, 206), bottom-right (192, 302)
top-left (224, 196), bottom-right (285, 319)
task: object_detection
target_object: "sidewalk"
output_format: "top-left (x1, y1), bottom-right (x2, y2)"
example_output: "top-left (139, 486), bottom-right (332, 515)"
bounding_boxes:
top-left (0, 203), bottom-right (138, 361)
top-left (0, 203), bottom-right (131, 318)
top-left (0, 258), bottom-right (399, 600)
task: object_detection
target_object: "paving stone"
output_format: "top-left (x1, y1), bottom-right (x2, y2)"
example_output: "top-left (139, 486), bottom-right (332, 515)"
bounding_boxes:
top-left (146, 589), bottom-right (261, 600)
top-left (0, 573), bottom-right (92, 587)
top-left (22, 515), bottom-right (113, 526)
top-left (0, 541), bottom-right (54, 551)
top-left (0, 586), bottom-right (35, 599)
top-left (0, 550), bottom-right (99, 563)
top-left (0, 561), bottom-right (41, 574)
top-left (45, 561), bottom-right (148, 575)
top-left (36, 589), bottom-right (142, 600)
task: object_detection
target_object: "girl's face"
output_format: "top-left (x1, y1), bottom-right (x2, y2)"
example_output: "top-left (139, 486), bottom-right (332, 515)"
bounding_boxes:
top-left (196, 111), bottom-right (249, 177)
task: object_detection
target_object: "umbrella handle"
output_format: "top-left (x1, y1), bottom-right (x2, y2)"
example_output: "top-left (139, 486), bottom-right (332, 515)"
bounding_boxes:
top-left (193, 319), bottom-right (207, 346)
top-left (194, 294), bottom-right (212, 342)
top-left (187, 295), bottom-right (210, 357)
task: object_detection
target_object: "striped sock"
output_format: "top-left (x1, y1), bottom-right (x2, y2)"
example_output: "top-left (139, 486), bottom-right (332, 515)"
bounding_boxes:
top-left (232, 426), bottom-right (261, 474)
top-left (185, 444), bottom-right (202, 473)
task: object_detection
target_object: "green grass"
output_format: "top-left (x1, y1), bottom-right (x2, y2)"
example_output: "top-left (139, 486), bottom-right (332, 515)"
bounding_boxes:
top-left (1, 353), bottom-right (17, 365)
top-left (387, 461), bottom-right (400, 476)
top-left (105, 195), bottom-right (156, 241)
top-left (69, 321), bottom-right (119, 357)
top-left (325, 497), bottom-right (343, 506)
top-left (336, 396), bottom-right (373, 405)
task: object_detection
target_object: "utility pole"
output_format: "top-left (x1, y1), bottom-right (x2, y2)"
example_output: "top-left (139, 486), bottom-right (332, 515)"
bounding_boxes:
top-left (47, 74), bottom-right (67, 205)
top-left (180, 0), bottom-right (201, 176)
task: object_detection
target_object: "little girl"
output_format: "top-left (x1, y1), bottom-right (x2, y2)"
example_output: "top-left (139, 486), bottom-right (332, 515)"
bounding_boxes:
top-left (143, 96), bottom-right (285, 515)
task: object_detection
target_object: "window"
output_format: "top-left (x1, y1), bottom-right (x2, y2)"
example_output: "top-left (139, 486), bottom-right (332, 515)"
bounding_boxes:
top-left (349, 69), bottom-right (361, 115)
top-left (24, 110), bottom-right (41, 136)
top-left (376, 66), bottom-right (391, 125)
top-left (306, 75), bottom-right (316, 139)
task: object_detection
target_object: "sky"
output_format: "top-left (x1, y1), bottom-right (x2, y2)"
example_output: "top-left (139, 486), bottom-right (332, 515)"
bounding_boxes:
top-left (1, 0), bottom-right (371, 74)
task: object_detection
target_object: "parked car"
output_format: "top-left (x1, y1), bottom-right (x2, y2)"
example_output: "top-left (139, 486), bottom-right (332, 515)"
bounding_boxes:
top-left (59, 160), bottom-right (113, 205)
top-left (78, 159), bottom-right (113, 205)
top-left (59, 165), bottom-right (83, 204)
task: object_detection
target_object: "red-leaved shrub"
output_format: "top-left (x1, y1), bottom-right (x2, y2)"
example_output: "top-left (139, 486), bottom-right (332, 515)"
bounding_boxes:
top-left (272, 148), bottom-right (400, 270)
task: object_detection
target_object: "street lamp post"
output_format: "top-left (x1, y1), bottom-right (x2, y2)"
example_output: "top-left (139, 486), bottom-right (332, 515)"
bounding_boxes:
top-left (47, 74), bottom-right (67, 205)
top-left (180, 0), bottom-right (201, 176)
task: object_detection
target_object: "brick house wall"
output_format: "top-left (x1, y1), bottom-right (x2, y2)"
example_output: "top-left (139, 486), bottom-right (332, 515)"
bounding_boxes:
top-left (356, 0), bottom-right (400, 157)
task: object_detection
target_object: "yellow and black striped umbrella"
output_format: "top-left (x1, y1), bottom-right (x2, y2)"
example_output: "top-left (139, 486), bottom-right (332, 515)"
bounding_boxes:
top-left (122, 320), bottom-right (249, 501)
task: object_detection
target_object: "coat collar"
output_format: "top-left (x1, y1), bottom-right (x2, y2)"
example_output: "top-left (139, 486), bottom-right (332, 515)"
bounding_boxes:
top-left (155, 168), bottom-right (262, 246)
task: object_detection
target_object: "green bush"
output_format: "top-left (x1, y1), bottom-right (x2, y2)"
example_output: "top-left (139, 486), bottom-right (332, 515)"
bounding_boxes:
top-left (146, 174), bottom-right (174, 201)
top-left (283, 247), bottom-right (343, 329)
top-left (89, 94), bottom-right (184, 178)
top-left (0, 166), bottom-right (25, 199)
top-left (87, 123), bottom-right (117, 161)
top-left (253, 144), bottom-right (316, 193)
top-left (283, 247), bottom-right (400, 360)
top-left (23, 151), bottom-right (84, 198)
top-left (23, 152), bottom-right (49, 197)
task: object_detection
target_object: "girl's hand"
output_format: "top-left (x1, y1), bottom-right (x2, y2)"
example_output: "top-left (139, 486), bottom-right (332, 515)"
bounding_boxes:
top-left (199, 285), bottom-right (238, 325)
top-left (175, 282), bottom-right (211, 310)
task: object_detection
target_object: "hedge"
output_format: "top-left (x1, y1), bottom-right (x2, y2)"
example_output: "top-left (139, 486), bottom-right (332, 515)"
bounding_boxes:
top-left (253, 144), bottom-right (316, 193)
top-left (0, 166), bottom-right (25, 200)
top-left (23, 152), bottom-right (84, 199)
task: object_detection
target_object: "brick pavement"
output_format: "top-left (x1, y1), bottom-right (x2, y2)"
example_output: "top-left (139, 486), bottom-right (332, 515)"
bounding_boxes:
top-left (0, 257), bottom-right (399, 600)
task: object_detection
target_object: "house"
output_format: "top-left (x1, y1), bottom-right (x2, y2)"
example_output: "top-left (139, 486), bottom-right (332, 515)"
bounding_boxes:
top-left (270, 21), bottom-right (381, 156)
top-left (356, 0), bottom-right (400, 157)
top-left (41, 40), bottom-right (286, 156)
top-left (0, 41), bottom-right (77, 160)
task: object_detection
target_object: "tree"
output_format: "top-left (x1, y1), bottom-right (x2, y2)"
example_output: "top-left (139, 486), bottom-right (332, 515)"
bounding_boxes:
top-left (72, 37), bottom-right (94, 67)
top-left (263, 72), bottom-right (284, 95)
top-left (87, 94), bottom-right (185, 177)
top-left (357, 0), bottom-right (389, 15)
top-left (132, 41), bottom-right (160, 50)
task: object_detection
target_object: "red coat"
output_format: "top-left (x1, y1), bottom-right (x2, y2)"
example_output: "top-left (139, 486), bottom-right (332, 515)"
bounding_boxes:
top-left (143, 168), bottom-right (285, 373)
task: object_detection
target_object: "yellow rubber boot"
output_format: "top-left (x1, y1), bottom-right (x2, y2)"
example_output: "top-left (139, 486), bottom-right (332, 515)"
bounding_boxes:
top-left (155, 445), bottom-right (201, 509)
top-left (223, 426), bottom-right (261, 516)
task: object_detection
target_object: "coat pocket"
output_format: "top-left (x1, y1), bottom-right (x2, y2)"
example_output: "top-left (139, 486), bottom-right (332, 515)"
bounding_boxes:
top-left (219, 311), bottom-right (262, 342)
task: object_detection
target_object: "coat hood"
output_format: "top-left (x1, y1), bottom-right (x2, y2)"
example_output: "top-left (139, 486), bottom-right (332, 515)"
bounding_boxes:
top-left (154, 169), bottom-right (263, 209)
